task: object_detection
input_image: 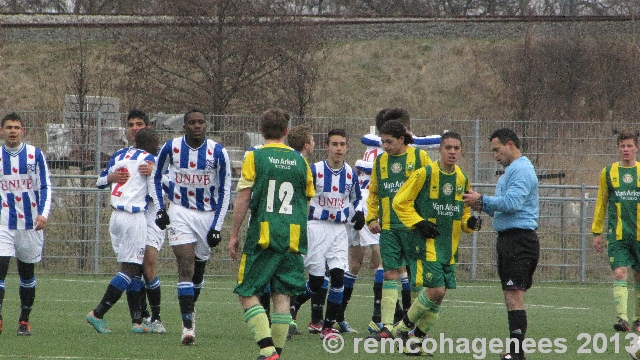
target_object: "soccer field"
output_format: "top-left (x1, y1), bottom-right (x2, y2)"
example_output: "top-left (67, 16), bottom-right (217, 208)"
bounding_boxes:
top-left (0, 275), bottom-right (634, 360)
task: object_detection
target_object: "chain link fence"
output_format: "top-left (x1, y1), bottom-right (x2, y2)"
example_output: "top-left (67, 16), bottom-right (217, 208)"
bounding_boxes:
top-left (14, 110), bottom-right (625, 283)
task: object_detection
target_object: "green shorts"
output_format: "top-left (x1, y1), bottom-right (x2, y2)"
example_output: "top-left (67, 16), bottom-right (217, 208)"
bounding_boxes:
top-left (411, 260), bottom-right (456, 289)
top-left (608, 238), bottom-right (640, 271)
top-left (379, 229), bottom-right (422, 271)
top-left (233, 248), bottom-right (306, 297)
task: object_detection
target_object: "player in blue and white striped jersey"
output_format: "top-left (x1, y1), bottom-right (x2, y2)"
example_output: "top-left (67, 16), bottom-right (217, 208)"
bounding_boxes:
top-left (0, 112), bottom-right (52, 336)
top-left (86, 127), bottom-right (159, 335)
top-left (293, 128), bottom-right (365, 339)
top-left (152, 108), bottom-right (232, 345)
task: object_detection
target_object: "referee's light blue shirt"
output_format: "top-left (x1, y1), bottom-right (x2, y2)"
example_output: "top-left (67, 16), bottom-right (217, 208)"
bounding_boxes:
top-left (482, 156), bottom-right (539, 232)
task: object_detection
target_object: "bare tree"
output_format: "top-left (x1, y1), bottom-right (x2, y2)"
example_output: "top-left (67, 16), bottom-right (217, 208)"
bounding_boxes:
top-left (114, 0), bottom-right (324, 118)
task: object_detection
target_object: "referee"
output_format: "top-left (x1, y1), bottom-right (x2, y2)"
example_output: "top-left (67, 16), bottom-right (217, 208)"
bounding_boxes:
top-left (463, 128), bottom-right (539, 360)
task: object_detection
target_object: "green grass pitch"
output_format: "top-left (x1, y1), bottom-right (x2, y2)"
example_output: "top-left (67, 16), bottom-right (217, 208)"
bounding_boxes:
top-left (0, 275), bottom-right (636, 359)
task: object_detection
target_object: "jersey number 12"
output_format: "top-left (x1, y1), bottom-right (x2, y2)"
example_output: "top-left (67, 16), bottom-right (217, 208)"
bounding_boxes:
top-left (266, 180), bottom-right (293, 215)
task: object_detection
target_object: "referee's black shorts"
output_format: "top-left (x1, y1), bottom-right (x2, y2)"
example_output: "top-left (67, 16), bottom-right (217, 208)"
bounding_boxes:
top-left (496, 228), bottom-right (540, 291)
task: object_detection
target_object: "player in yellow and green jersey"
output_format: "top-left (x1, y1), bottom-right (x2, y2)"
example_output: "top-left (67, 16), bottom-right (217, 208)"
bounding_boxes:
top-left (365, 120), bottom-right (431, 340)
top-left (392, 131), bottom-right (481, 354)
top-left (592, 129), bottom-right (640, 333)
top-left (229, 108), bottom-right (315, 360)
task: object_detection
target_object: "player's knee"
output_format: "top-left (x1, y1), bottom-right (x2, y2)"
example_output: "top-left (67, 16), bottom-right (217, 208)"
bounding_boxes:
top-left (17, 259), bottom-right (35, 279)
top-left (329, 268), bottom-right (345, 288)
top-left (308, 274), bottom-right (325, 293)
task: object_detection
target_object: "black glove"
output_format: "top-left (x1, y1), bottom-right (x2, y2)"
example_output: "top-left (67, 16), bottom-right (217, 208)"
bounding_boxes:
top-left (155, 209), bottom-right (170, 230)
top-left (207, 228), bottom-right (221, 248)
top-left (467, 216), bottom-right (482, 231)
top-left (414, 220), bottom-right (440, 239)
top-left (351, 211), bottom-right (365, 231)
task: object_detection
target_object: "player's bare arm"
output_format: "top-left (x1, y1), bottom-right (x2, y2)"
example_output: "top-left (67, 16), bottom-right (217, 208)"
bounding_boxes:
top-left (34, 215), bottom-right (47, 231)
top-left (229, 188), bottom-right (252, 261)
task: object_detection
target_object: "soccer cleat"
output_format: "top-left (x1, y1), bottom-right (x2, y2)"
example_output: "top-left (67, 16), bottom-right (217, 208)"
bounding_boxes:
top-left (633, 320), bottom-right (640, 332)
top-left (320, 326), bottom-right (338, 340)
top-left (403, 334), bottom-right (434, 357)
top-left (148, 319), bottom-right (167, 334)
top-left (181, 326), bottom-right (195, 345)
top-left (287, 320), bottom-right (302, 339)
top-left (333, 320), bottom-right (358, 333)
top-left (256, 352), bottom-right (280, 360)
top-left (86, 311), bottom-right (112, 334)
top-left (16, 321), bottom-right (31, 336)
top-left (142, 316), bottom-right (152, 327)
top-left (366, 327), bottom-right (393, 341)
top-left (131, 323), bottom-right (149, 334)
top-left (307, 320), bottom-right (323, 334)
top-left (614, 317), bottom-right (630, 332)
top-left (368, 320), bottom-right (383, 334)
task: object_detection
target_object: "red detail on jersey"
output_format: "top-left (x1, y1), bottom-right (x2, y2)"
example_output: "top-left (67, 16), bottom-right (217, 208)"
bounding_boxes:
top-left (175, 194), bottom-right (181, 199)
top-left (208, 149), bottom-right (212, 155)
top-left (15, 196), bottom-right (21, 202)
top-left (28, 154), bottom-right (34, 159)
top-left (118, 167), bottom-right (128, 173)
top-left (173, 147), bottom-right (180, 153)
top-left (329, 214), bottom-right (335, 219)
top-left (332, 186), bottom-right (338, 191)
top-left (318, 173), bottom-right (323, 178)
top-left (204, 197), bottom-right (210, 202)
top-left (347, 173), bottom-right (352, 179)
top-left (31, 202), bottom-right (36, 207)
top-left (18, 214), bottom-right (24, 219)
top-left (190, 207), bottom-right (196, 210)
top-left (190, 161), bottom-right (196, 168)
top-left (12, 167), bottom-right (17, 173)
top-left (2, 202), bottom-right (7, 207)
top-left (125, 155), bottom-right (131, 159)
top-left (188, 191), bottom-right (195, 196)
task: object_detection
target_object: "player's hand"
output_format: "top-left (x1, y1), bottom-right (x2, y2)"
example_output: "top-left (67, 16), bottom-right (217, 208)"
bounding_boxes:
top-left (415, 220), bottom-right (440, 239)
top-left (138, 160), bottom-right (154, 176)
top-left (207, 229), bottom-right (221, 248)
top-left (109, 167), bottom-right (130, 184)
top-left (467, 216), bottom-right (482, 231)
top-left (351, 211), bottom-right (365, 231)
top-left (155, 209), bottom-right (170, 230)
top-left (35, 215), bottom-right (47, 231)
top-left (593, 235), bottom-right (605, 253)
top-left (368, 221), bottom-right (381, 234)
top-left (228, 235), bottom-right (239, 261)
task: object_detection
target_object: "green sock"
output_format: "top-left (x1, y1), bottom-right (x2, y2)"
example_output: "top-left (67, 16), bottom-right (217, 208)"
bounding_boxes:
top-left (271, 312), bottom-right (291, 350)
top-left (614, 280), bottom-right (628, 321)
top-left (244, 305), bottom-right (275, 357)
top-left (412, 291), bottom-right (440, 334)
top-left (381, 280), bottom-right (399, 326)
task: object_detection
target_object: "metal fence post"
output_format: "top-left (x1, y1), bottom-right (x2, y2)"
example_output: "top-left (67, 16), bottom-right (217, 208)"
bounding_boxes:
top-left (579, 182), bottom-right (587, 283)
top-left (470, 118), bottom-right (480, 281)
top-left (93, 110), bottom-right (102, 274)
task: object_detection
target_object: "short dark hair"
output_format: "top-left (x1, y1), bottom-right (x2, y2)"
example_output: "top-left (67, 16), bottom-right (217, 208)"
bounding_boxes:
top-left (380, 120), bottom-right (414, 145)
top-left (374, 108), bottom-right (389, 131)
top-left (616, 129), bottom-right (639, 146)
top-left (490, 128), bottom-right (520, 149)
top-left (183, 108), bottom-right (204, 123)
top-left (325, 128), bottom-right (347, 145)
top-left (441, 131), bottom-right (462, 145)
top-left (127, 109), bottom-right (149, 125)
top-left (261, 108), bottom-right (290, 140)
top-left (382, 108), bottom-right (411, 131)
top-left (135, 128), bottom-right (160, 156)
top-left (287, 125), bottom-right (312, 152)
top-left (1, 112), bottom-right (23, 128)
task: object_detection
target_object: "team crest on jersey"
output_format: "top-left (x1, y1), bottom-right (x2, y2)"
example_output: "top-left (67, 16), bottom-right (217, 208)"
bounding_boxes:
top-left (443, 183), bottom-right (453, 196)
top-left (27, 164), bottom-right (36, 173)
top-left (206, 159), bottom-right (216, 171)
top-left (407, 163), bottom-right (414, 172)
top-left (391, 162), bottom-right (402, 174)
top-left (623, 174), bottom-right (633, 184)
top-left (456, 185), bottom-right (464, 194)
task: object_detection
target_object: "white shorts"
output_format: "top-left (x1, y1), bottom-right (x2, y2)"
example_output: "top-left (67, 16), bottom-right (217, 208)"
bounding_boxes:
top-left (346, 223), bottom-right (380, 247)
top-left (305, 220), bottom-right (349, 277)
top-left (166, 204), bottom-right (213, 261)
top-left (145, 201), bottom-right (165, 251)
top-left (0, 227), bottom-right (44, 263)
top-left (109, 210), bottom-right (146, 264)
